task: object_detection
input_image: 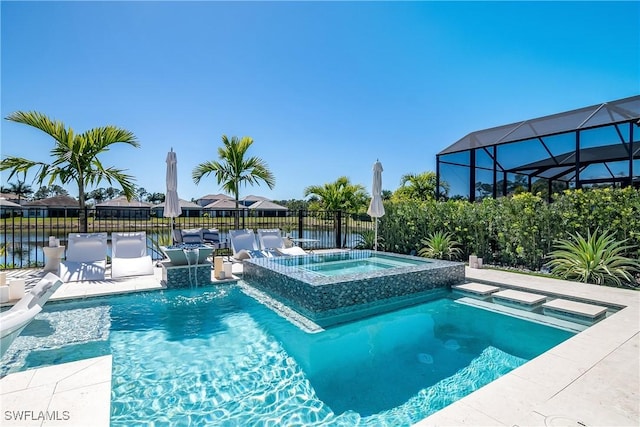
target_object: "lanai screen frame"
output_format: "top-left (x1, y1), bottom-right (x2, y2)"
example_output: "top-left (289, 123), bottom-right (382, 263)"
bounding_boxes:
top-left (436, 96), bottom-right (640, 202)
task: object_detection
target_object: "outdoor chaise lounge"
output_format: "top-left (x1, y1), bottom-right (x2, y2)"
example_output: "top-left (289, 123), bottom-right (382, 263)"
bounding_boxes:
top-left (172, 228), bottom-right (204, 245)
top-left (0, 272), bottom-right (64, 357)
top-left (257, 229), bottom-right (307, 256)
top-left (59, 232), bottom-right (108, 281)
top-left (111, 232), bottom-right (154, 279)
top-left (229, 229), bottom-right (269, 261)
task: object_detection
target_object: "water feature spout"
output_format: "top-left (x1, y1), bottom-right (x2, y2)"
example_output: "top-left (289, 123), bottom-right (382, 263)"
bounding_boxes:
top-left (183, 247), bottom-right (200, 287)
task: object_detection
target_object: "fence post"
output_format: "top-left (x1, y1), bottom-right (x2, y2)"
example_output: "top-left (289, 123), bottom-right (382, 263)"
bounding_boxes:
top-left (336, 210), bottom-right (342, 248)
top-left (297, 210), bottom-right (304, 239)
top-left (83, 206), bottom-right (89, 233)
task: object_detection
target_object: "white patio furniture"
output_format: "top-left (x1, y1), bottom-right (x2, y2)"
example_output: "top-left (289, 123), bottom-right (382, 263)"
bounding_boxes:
top-left (59, 233), bottom-right (108, 281)
top-left (111, 232), bottom-right (154, 279)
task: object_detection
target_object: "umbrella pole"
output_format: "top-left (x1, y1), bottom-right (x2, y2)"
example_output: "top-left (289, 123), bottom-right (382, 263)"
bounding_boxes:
top-left (374, 218), bottom-right (378, 251)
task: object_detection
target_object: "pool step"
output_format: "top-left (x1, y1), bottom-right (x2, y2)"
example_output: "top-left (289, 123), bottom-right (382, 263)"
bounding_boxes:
top-left (452, 282), bottom-right (501, 298)
top-left (542, 299), bottom-right (608, 324)
top-left (492, 289), bottom-right (547, 310)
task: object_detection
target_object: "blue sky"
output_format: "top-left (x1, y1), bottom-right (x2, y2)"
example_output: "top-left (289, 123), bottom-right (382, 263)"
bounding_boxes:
top-left (1, 1), bottom-right (638, 202)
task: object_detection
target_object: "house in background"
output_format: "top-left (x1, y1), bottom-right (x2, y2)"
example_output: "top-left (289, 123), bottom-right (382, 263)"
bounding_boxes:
top-left (247, 199), bottom-right (288, 217)
top-left (23, 195), bottom-right (80, 218)
top-left (202, 198), bottom-right (237, 217)
top-left (95, 196), bottom-right (151, 219)
top-left (239, 195), bottom-right (268, 207)
top-left (196, 193), bottom-right (289, 218)
top-left (151, 199), bottom-right (203, 217)
top-left (0, 198), bottom-right (24, 218)
top-left (196, 193), bottom-right (232, 207)
top-left (0, 193), bottom-right (21, 204)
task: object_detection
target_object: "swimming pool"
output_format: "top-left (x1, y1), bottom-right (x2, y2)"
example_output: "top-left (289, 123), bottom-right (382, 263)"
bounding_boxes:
top-left (1, 285), bottom-right (574, 426)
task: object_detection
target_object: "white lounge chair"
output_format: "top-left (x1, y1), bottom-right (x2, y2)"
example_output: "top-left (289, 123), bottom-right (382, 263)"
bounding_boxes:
top-left (111, 232), bottom-right (154, 279)
top-left (172, 228), bottom-right (205, 245)
top-left (0, 272), bottom-right (64, 357)
top-left (59, 233), bottom-right (108, 281)
top-left (229, 229), bottom-right (268, 261)
top-left (257, 229), bottom-right (307, 256)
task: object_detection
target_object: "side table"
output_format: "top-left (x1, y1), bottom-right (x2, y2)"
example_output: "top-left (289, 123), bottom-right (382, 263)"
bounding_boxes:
top-left (43, 245), bottom-right (66, 273)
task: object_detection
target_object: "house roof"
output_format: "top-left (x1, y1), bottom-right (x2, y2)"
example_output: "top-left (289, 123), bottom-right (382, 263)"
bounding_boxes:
top-left (0, 192), bottom-right (19, 201)
top-left (96, 196), bottom-right (152, 208)
top-left (24, 195), bottom-right (79, 207)
top-left (203, 199), bottom-right (238, 210)
top-left (241, 195), bottom-right (269, 202)
top-left (199, 193), bottom-right (233, 201)
top-left (151, 199), bottom-right (202, 210)
top-left (247, 200), bottom-right (287, 210)
top-left (0, 198), bottom-right (24, 209)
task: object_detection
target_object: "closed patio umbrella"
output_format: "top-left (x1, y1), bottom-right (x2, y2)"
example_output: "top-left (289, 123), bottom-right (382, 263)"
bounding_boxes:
top-left (367, 160), bottom-right (385, 251)
top-left (164, 149), bottom-right (182, 228)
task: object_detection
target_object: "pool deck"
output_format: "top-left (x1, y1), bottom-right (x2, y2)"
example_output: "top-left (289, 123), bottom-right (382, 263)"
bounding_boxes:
top-left (1, 265), bottom-right (638, 426)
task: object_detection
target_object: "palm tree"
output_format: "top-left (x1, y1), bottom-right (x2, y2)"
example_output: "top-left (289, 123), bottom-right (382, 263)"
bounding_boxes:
top-left (304, 176), bottom-right (367, 247)
top-left (1, 111), bottom-right (140, 231)
top-left (33, 184), bottom-right (69, 200)
top-left (192, 135), bottom-right (275, 229)
top-left (146, 192), bottom-right (165, 204)
top-left (393, 171), bottom-right (449, 201)
top-left (3, 180), bottom-right (33, 203)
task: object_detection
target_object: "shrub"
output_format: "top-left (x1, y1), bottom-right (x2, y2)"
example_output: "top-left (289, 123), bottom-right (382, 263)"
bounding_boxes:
top-left (379, 187), bottom-right (639, 273)
top-left (354, 230), bottom-right (383, 250)
top-left (546, 229), bottom-right (640, 287)
top-left (418, 231), bottom-right (462, 260)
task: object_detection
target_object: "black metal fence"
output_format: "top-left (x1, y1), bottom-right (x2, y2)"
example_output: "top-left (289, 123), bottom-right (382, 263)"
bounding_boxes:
top-left (0, 207), bottom-right (374, 269)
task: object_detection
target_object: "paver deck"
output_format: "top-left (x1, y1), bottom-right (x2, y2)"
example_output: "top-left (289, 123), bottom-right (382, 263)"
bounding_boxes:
top-left (492, 288), bottom-right (547, 306)
top-left (542, 298), bottom-right (608, 319)
top-left (453, 281), bottom-right (501, 296)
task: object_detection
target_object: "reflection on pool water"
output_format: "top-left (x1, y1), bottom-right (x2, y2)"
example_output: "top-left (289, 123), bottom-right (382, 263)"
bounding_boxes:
top-left (1, 285), bottom-right (574, 426)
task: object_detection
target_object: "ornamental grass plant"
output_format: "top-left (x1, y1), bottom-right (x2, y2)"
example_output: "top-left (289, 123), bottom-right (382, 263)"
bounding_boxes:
top-left (418, 231), bottom-right (462, 261)
top-left (546, 229), bottom-right (640, 287)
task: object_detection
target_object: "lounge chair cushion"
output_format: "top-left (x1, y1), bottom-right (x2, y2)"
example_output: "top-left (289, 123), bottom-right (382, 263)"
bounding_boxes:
top-left (112, 234), bottom-right (147, 259)
top-left (111, 256), bottom-right (153, 279)
top-left (61, 233), bottom-right (108, 281)
top-left (275, 246), bottom-right (307, 256)
top-left (181, 228), bottom-right (203, 244)
top-left (202, 229), bottom-right (220, 244)
top-left (66, 233), bottom-right (108, 263)
top-left (234, 249), bottom-right (268, 261)
top-left (60, 260), bottom-right (107, 282)
top-left (111, 232), bottom-right (154, 279)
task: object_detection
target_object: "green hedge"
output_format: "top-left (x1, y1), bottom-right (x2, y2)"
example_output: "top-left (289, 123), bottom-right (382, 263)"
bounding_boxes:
top-left (379, 187), bottom-right (640, 271)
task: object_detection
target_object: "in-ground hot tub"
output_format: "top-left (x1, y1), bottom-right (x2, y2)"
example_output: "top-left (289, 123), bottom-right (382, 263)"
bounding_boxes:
top-left (242, 250), bottom-right (465, 327)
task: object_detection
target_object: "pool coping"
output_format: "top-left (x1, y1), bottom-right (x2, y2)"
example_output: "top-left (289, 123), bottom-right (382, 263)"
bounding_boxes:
top-left (1, 265), bottom-right (638, 426)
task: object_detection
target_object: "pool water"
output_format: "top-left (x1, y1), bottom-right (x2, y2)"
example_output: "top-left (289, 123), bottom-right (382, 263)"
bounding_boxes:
top-left (1, 286), bottom-right (574, 426)
top-left (302, 257), bottom-right (424, 277)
